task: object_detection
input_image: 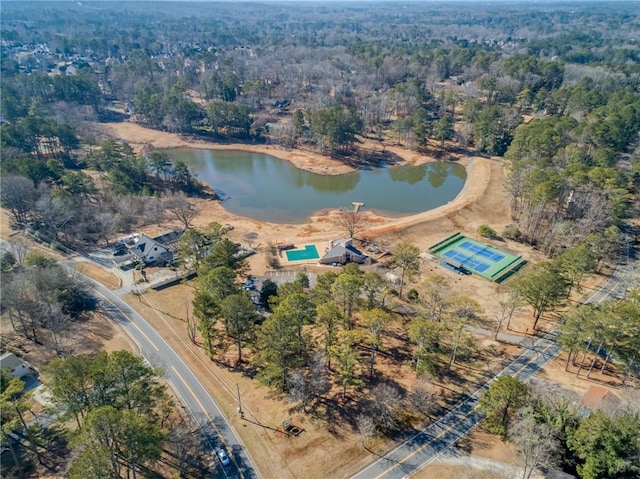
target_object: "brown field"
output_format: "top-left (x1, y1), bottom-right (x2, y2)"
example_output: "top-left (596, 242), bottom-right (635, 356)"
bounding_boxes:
top-left (0, 122), bottom-right (620, 479)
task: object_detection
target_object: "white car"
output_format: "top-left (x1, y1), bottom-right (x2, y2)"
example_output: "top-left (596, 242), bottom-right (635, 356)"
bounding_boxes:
top-left (217, 448), bottom-right (230, 466)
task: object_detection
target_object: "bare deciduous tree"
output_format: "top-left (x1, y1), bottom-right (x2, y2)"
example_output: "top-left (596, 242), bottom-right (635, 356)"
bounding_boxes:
top-left (0, 174), bottom-right (39, 226)
top-left (356, 413), bottom-right (376, 448)
top-left (185, 299), bottom-right (197, 344)
top-left (408, 383), bottom-right (439, 419)
top-left (370, 383), bottom-right (402, 433)
top-left (336, 208), bottom-right (367, 238)
top-left (509, 412), bottom-right (560, 479)
top-left (166, 422), bottom-right (206, 477)
top-left (307, 351), bottom-right (331, 400)
top-left (243, 232), bottom-right (258, 248)
top-left (495, 289), bottom-right (524, 338)
top-left (287, 370), bottom-right (311, 412)
top-left (164, 193), bottom-right (198, 229)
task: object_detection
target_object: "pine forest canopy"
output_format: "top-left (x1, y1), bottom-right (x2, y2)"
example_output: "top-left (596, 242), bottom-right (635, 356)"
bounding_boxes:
top-left (1, 1), bottom-right (639, 251)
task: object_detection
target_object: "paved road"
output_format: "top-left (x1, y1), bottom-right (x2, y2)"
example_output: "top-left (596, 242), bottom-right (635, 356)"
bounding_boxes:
top-left (88, 276), bottom-right (259, 479)
top-left (0, 239), bottom-right (258, 479)
top-left (351, 249), bottom-right (638, 479)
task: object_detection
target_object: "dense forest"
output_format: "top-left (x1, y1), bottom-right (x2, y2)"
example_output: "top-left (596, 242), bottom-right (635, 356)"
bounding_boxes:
top-left (1, 2), bottom-right (639, 478)
top-left (2, 1), bottom-right (639, 252)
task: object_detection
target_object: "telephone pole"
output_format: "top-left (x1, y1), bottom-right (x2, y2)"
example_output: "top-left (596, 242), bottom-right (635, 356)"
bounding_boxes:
top-left (236, 383), bottom-right (244, 418)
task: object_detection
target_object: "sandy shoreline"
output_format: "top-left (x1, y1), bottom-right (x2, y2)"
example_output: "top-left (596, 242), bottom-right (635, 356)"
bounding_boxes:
top-left (100, 122), bottom-right (504, 251)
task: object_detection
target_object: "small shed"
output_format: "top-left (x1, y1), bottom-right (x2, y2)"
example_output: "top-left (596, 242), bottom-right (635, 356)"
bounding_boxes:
top-left (0, 353), bottom-right (38, 379)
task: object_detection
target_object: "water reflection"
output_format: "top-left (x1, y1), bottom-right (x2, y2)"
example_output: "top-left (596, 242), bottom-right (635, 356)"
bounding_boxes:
top-left (164, 148), bottom-right (466, 223)
top-left (428, 162), bottom-right (450, 188)
top-left (388, 164), bottom-right (428, 185)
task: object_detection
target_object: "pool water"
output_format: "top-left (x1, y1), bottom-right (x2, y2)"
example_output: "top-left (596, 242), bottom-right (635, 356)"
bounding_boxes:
top-left (286, 245), bottom-right (320, 261)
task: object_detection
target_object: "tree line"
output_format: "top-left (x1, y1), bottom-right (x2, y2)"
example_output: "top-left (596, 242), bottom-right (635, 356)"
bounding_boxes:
top-left (1, 350), bottom-right (207, 478)
top-left (480, 374), bottom-right (639, 479)
top-left (1, 133), bottom-right (204, 249)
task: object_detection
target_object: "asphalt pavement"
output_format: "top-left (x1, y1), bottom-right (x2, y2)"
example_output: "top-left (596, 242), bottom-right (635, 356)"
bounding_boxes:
top-left (350, 248), bottom-right (638, 479)
top-left (88, 277), bottom-right (260, 479)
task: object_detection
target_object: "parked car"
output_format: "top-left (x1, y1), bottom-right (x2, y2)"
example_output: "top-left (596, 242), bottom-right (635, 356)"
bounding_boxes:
top-left (217, 448), bottom-right (230, 466)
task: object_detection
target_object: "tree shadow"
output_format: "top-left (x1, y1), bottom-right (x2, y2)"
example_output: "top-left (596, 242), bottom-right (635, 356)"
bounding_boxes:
top-left (222, 358), bottom-right (260, 380)
top-left (333, 148), bottom-right (405, 170)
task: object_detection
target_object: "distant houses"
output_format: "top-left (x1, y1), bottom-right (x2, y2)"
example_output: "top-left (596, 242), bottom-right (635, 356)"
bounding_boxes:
top-left (319, 238), bottom-right (368, 265)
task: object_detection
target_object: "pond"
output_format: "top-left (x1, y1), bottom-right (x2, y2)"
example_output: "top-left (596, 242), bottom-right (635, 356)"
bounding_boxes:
top-left (165, 148), bottom-right (467, 223)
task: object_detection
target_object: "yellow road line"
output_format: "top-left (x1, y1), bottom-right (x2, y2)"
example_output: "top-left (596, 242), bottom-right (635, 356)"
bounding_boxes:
top-left (129, 321), bottom-right (160, 352)
top-left (373, 406), bottom-right (477, 479)
top-left (171, 366), bottom-right (246, 479)
top-left (94, 290), bottom-right (160, 352)
top-left (373, 340), bottom-right (556, 479)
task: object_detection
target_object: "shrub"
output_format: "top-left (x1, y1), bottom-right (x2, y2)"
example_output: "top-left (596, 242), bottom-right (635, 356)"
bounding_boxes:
top-left (477, 224), bottom-right (497, 239)
top-left (407, 289), bottom-right (419, 302)
top-left (502, 224), bottom-right (522, 241)
top-left (266, 255), bottom-right (281, 270)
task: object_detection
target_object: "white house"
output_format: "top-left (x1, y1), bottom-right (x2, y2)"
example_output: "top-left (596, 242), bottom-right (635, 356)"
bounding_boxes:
top-left (0, 353), bottom-right (38, 379)
top-left (130, 234), bottom-right (173, 265)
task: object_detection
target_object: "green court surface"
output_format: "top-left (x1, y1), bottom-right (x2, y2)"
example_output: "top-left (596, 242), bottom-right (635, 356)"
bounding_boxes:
top-left (429, 232), bottom-right (525, 282)
top-left (286, 244), bottom-right (320, 261)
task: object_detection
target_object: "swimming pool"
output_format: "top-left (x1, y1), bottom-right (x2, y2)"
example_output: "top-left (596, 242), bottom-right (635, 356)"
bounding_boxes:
top-left (286, 245), bottom-right (320, 261)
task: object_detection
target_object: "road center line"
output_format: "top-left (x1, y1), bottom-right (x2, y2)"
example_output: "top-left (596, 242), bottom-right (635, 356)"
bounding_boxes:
top-left (94, 289), bottom-right (160, 352)
top-left (171, 366), bottom-right (246, 479)
top-left (373, 339), bottom-right (558, 479)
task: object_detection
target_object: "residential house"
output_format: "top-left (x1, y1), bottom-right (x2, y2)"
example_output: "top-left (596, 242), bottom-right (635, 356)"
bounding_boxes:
top-left (579, 385), bottom-right (622, 415)
top-left (319, 238), bottom-right (368, 265)
top-left (0, 353), bottom-right (38, 379)
top-left (130, 234), bottom-right (173, 265)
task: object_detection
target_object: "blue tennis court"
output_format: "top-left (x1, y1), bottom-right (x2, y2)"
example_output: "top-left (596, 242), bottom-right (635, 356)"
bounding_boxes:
top-left (458, 240), bottom-right (506, 262)
top-left (443, 249), bottom-right (491, 272)
top-left (429, 233), bottom-right (523, 281)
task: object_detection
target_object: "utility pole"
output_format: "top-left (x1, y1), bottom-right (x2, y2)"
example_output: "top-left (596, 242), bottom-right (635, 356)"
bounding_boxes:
top-left (237, 383), bottom-right (244, 419)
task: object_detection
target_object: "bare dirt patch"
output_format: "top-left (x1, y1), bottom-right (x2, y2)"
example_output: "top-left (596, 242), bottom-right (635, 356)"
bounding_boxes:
top-left (71, 261), bottom-right (121, 289)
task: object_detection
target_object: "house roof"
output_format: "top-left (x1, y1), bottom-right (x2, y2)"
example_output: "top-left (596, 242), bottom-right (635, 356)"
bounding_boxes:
top-left (323, 243), bottom-right (367, 261)
top-left (345, 243), bottom-right (366, 259)
top-left (131, 234), bottom-right (166, 259)
top-left (580, 385), bottom-right (622, 412)
top-left (0, 352), bottom-right (24, 370)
